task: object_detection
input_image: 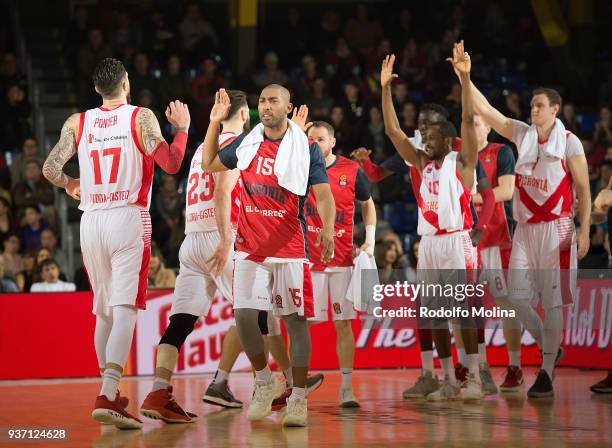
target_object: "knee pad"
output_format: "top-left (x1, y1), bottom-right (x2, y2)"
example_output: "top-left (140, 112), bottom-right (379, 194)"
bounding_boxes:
top-left (234, 308), bottom-right (265, 357)
top-left (159, 313), bottom-right (199, 350)
top-left (282, 314), bottom-right (311, 368)
top-left (258, 311), bottom-right (269, 335)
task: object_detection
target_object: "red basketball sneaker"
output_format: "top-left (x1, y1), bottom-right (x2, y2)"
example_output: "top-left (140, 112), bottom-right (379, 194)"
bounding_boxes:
top-left (500, 366), bottom-right (524, 392)
top-left (100, 395), bottom-right (129, 425)
top-left (92, 392), bottom-right (143, 429)
top-left (140, 386), bottom-right (196, 423)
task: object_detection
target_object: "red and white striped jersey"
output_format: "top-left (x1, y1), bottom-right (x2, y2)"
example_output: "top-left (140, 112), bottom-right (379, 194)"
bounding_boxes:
top-left (416, 158), bottom-right (473, 236)
top-left (77, 104), bottom-right (154, 212)
top-left (185, 132), bottom-right (242, 233)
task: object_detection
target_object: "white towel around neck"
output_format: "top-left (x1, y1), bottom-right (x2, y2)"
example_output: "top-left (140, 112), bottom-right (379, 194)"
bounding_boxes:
top-left (235, 120), bottom-right (311, 196)
top-left (437, 151), bottom-right (464, 232)
top-left (515, 118), bottom-right (567, 176)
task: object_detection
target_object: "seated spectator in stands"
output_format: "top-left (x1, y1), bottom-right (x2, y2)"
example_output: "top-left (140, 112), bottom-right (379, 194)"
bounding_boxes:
top-left (325, 37), bottom-right (360, 88)
top-left (192, 57), bottom-right (226, 131)
top-left (130, 52), bottom-right (158, 105)
top-left (73, 265), bottom-right (91, 291)
top-left (401, 101), bottom-right (417, 135)
top-left (501, 91), bottom-right (524, 121)
top-left (307, 78), bottom-right (334, 120)
top-left (40, 228), bottom-right (68, 275)
top-left (1, 233), bottom-right (22, 279)
top-left (12, 159), bottom-right (56, 226)
top-left (596, 161), bottom-right (612, 194)
top-left (344, 4), bottom-right (383, 57)
top-left (154, 175), bottom-right (183, 248)
top-left (392, 81), bottom-right (409, 110)
top-left (338, 79), bottom-right (366, 125)
top-left (0, 255), bottom-right (18, 293)
top-left (19, 206), bottom-right (48, 252)
top-left (252, 52), bottom-right (288, 90)
top-left (561, 102), bottom-right (581, 136)
top-left (145, 12), bottom-right (177, 64)
top-left (329, 106), bottom-right (353, 156)
top-left (375, 240), bottom-right (405, 284)
top-left (15, 250), bottom-right (36, 292)
top-left (293, 54), bottom-right (320, 102)
top-left (363, 106), bottom-right (387, 158)
top-left (138, 89), bottom-right (161, 122)
top-left (148, 246), bottom-right (176, 288)
top-left (277, 7), bottom-right (308, 66)
top-left (311, 10), bottom-right (341, 56)
top-left (180, 3), bottom-right (218, 61)
top-left (109, 11), bottom-right (141, 63)
top-left (10, 137), bottom-right (43, 188)
top-left (399, 38), bottom-right (427, 88)
top-left (0, 52), bottom-right (27, 94)
top-left (593, 106), bottom-right (612, 150)
top-left (404, 237), bottom-right (420, 283)
top-left (158, 55), bottom-right (190, 108)
top-left (77, 29), bottom-right (113, 107)
top-left (378, 229), bottom-right (409, 269)
top-left (0, 197), bottom-right (13, 242)
top-left (30, 259), bottom-right (76, 292)
top-left (0, 83), bottom-right (32, 151)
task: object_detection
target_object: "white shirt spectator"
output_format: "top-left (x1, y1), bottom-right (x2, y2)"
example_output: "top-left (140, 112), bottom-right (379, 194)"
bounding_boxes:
top-left (31, 280), bottom-right (76, 292)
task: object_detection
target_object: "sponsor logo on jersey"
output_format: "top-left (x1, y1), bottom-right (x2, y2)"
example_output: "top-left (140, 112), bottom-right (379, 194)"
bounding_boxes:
top-left (339, 174), bottom-right (347, 186)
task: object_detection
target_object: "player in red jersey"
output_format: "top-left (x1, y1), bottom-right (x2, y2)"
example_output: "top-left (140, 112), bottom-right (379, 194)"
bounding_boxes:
top-left (382, 43), bottom-right (483, 401)
top-left (304, 121), bottom-right (376, 408)
top-left (42, 58), bottom-right (189, 429)
top-left (456, 43), bottom-right (591, 398)
top-left (202, 86), bottom-right (335, 427)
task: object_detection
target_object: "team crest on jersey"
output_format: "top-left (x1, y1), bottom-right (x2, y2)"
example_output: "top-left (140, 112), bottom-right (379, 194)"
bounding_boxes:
top-left (275, 295), bottom-right (283, 308)
top-left (339, 174), bottom-right (348, 186)
top-left (485, 155), bottom-right (492, 163)
top-left (425, 165), bottom-right (433, 174)
top-left (333, 302), bottom-right (342, 314)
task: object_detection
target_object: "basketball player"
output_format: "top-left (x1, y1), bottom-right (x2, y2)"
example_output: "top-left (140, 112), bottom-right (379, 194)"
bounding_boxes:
top-left (457, 43), bottom-right (591, 397)
top-left (305, 121), bottom-right (376, 408)
top-left (42, 58), bottom-right (189, 429)
top-left (381, 44), bottom-right (483, 401)
top-left (139, 90), bottom-right (249, 423)
top-left (202, 87), bottom-right (335, 427)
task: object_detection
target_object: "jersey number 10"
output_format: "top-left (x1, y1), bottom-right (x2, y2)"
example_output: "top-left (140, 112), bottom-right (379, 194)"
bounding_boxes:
top-left (187, 172), bottom-right (214, 206)
top-left (90, 147), bottom-right (121, 185)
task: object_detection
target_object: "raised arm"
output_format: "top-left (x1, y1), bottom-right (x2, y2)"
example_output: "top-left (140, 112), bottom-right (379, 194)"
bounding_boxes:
top-left (450, 54), bottom-right (514, 141)
top-left (450, 42), bottom-right (478, 187)
top-left (137, 101), bottom-right (190, 174)
top-left (381, 54), bottom-right (425, 170)
top-left (202, 89), bottom-right (232, 172)
top-left (42, 113), bottom-right (81, 200)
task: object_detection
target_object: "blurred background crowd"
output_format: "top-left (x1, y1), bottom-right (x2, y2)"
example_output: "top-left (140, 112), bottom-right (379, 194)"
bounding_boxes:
top-left (1, 0), bottom-right (611, 292)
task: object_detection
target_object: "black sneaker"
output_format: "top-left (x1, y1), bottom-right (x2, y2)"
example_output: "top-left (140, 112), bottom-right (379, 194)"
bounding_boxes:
top-left (202, 380), bottom-right (243, 408)
top-left (306, 373), bottom-right (324, 395)
top-left (527, 370), bottom-right (554, 398)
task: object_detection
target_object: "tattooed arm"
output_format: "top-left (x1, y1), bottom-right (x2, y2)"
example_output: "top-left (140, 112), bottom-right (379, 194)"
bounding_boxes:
top-left (43, 113), bottom-right (81, 199)
top-left (136, 101), bottom-right (190, 174)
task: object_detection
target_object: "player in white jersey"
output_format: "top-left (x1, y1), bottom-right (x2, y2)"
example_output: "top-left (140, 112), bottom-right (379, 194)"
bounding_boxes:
top-left (42, 58), bottom-right (190, 429)
top-left (457, 44), bottom-right (591, 398)
top-left (381, 43), bottom-right (484, 401)
top-left (139, 90), bottom-right (248, 423)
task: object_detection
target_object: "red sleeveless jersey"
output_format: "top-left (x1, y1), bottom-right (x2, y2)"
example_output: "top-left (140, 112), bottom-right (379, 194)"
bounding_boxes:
top-left (477, 143), bottom-right (512, 249)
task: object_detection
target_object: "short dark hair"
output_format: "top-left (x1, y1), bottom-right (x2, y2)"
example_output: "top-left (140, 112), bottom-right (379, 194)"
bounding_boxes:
top-left (226, 90), bottom-right (250, 131)
top-left (92, 58), bottom-right (127, 98)
top-left (431, 120), bottom-right (457, 139)
top-left (24, 205), bottom-right (40, 214)
top-left (532, 88), bottom-right (562, 110)
top-left (24, 158), bottom-right (42, 169)
top-left (308, 121), bottom-right (335, 137)
top-left (421, 103), bottom-right (449, 119)
top-left (40, 258), bottom-right (60, 271)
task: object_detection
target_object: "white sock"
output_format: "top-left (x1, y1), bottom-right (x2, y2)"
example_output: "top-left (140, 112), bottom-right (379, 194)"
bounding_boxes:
top-left (542, 307), bottom-right (563, 379)
top-left (467, 353), bottom-right (481, 383)
top-left (420, 350), bottom-right (434, 374)
top-left (478, 343), bottom-right (487, 366)
top-left (508, 351), bottom-right (521, 368)
top-left (100, 368), bottom-right (121, 401)
top-left (457, 347), bottom-right (467, 366)
top-left (290, 387), bottom-right (306, 400)
top-left (283, 368), bottom-right (293, 388)
top-left (340, 368), bottom-right (353, 389)
top-left (255, 365), bottom-right (272, 384)
top-left (440, 357), bottom-right (456, 385)
top-left (212, 369), bottom-right (229, 384)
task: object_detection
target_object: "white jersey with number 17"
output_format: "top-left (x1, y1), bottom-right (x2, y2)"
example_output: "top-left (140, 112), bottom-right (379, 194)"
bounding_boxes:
top-left (77, 104), bottom-right (154, 212)
top-left (185, 132), bottom-right (241, 233)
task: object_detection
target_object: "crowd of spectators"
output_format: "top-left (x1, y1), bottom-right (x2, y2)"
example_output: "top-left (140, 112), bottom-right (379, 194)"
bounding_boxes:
top-left (2, 1), bottom-right (612, 293)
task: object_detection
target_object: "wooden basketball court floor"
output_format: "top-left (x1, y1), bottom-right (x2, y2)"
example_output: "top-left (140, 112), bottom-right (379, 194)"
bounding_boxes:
top-left (1, 368), bottom-right (611, 447)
